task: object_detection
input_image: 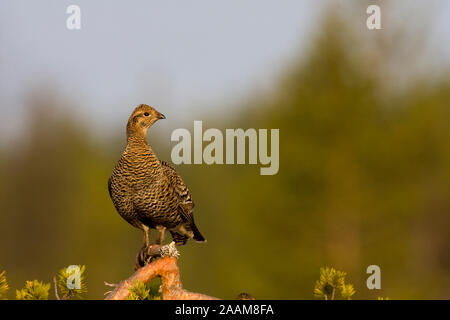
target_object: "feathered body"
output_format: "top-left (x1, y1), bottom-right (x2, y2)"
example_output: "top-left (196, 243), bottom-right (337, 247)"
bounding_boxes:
top-left (108, 104), bottom-right (205, 245)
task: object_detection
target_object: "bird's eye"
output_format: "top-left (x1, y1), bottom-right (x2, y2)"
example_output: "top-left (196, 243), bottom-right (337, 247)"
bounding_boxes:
top-left (144, 112), bottom-right (150, 117)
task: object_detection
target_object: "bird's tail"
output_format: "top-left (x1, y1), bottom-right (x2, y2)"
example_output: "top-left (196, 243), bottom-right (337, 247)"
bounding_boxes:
top-left (191, 223), bottom-right (206, 243)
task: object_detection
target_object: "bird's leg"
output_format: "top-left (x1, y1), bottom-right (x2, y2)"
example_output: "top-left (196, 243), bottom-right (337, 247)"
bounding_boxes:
top-left (135, 225), bottom-right (152, 270)
top-left (142, 225), bottom-right (150, 247)
top-left (156, 226), bottom-right (166, 245)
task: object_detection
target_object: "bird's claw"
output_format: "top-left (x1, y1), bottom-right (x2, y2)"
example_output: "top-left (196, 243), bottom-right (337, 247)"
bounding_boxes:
top-left (135, 245), bottom-right (151, 270)
top-left (135, 242), bottom-right (179, 270)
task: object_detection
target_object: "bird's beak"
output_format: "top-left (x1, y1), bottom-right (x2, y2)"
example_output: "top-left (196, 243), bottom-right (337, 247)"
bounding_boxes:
top-left (157, 112), bottom-right (166, 120)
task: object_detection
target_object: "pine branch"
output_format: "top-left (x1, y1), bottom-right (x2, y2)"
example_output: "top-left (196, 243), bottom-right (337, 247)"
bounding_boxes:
top-left (105, 243), bottom-right (219, 300)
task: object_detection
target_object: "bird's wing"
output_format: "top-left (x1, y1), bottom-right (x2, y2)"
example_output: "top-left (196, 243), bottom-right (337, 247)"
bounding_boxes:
top-left (160, 161), bottom-right (195, 223)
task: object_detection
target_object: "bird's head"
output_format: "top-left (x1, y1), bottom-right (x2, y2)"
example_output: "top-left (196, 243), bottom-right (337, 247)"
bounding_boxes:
top-left (126, 104), bottom-right (165, 140)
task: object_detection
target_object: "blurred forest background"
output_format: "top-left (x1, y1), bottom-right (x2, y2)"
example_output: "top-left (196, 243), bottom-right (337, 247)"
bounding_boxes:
top-left (1, 2), bottom-right (449, 299)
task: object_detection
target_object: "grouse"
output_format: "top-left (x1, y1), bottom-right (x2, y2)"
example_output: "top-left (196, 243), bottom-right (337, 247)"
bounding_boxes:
top-left (108, 104), bottom-right (206, 249)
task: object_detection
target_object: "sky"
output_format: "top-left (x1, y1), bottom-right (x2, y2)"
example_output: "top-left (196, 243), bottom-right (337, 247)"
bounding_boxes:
top-left (0, 1), bottom-right (449, 144)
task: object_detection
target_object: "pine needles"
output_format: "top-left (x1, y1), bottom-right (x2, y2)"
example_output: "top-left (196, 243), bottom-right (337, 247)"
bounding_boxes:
top-left (313, 267), bottom-right (356, 300)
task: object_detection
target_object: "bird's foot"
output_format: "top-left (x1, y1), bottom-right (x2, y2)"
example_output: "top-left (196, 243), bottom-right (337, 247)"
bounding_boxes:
top-left (134, 242), bottom-right (180, 270)
top-left (135, 244), bottom-right (152, 270)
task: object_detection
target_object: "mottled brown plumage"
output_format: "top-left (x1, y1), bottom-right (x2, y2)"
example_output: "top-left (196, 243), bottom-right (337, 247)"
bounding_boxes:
top-left (108, 104), bottom-right (206, 247)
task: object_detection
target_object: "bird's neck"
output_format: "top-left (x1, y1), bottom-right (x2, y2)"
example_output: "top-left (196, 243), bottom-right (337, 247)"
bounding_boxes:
top-left (126, 135), bottom-right (150, 149)
top-left (125, 135), bottom-right (161, 169)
